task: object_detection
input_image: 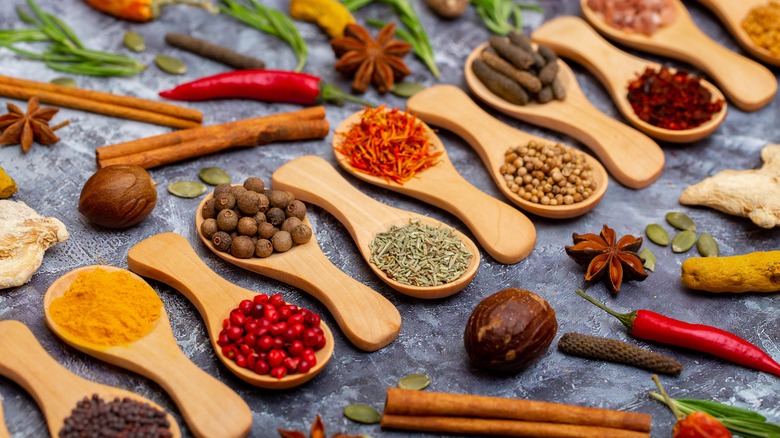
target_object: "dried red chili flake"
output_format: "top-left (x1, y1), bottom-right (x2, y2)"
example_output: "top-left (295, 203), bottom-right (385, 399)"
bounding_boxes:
top-left (626, 67), bottom-right (724, 130)
top-left (336, 105), bottom-right (442, 184)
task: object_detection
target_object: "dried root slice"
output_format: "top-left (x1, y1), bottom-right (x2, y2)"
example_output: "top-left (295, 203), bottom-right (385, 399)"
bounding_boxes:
top-left (558, 332), bottom-right (683, 375)
top-left (0, 200), bottom-right (69, 289)
top-left (679, 144), bottom-right (780, 229)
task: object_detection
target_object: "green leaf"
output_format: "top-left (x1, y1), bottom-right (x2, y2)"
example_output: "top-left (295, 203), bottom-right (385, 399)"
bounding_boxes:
top-left (676, 398), bottom-right (766, 421)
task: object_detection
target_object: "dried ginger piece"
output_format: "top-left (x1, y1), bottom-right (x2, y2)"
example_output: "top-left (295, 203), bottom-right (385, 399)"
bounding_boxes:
top-left (679, 144), bottom-right (780, 229)
top-left (0, 200), bottom-right (69, 289)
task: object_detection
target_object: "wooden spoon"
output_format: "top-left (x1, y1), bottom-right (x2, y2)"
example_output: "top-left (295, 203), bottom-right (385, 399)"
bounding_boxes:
top-left (531, 16), bottom-right (728, 143)
top-left (406, 85), bottom-right (608, 219)
top-left (0, 320), bottom-right (182, 438)
top-left (581, 0), bottom-right (777, 110)
top-left (192, 205), bottom-right (401, 351)
top-left (43, 266), bottom-right (252, 438)
top-left (271, 155), bottom-right (481, 299)
top-left (0, 396), bottom-right (10, 438)
top-left (330, 109), bottom-right (536, 264)
top-left (127, 233), bottom-right (335, 389)
top-left (696, 0), bottom-right (780, 67)
top-left (464, 44), bottom-right (664, 190)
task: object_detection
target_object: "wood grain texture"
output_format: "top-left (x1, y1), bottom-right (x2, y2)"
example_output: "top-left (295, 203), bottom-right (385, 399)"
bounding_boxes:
top-left (463, 45), bottom-right (664, 189)
top-left (581, 0), bottom-right (777, 110)
top-left (406, 85), bottom-right (608, 219)
top-left (271, 155), bottom-right (481, 297)
top-left (329, 109), bottom-right (536, 264)
top-left (127, 234), bottom-right (335, 389)
top-left (531, 16), bottom-right (727, 143)
top-left (43, 266), bottom-right (251, 438)
top-left (0, 320), bottom-right (181, 438)
top-left (0, 397), bottom-right (9, 438)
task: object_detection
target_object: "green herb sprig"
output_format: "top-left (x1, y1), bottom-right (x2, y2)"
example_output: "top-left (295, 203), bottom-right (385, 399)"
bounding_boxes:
top-left (0, 0), bottom-right (144, 76)
top-left (470, 0), bottom-right (544, 35)
top-left (219, 0), bottom-right (307, 72)
top-left (343, 0), bottom-right (440, 78)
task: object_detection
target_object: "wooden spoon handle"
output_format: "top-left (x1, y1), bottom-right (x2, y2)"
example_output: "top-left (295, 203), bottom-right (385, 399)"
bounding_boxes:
top-left (0, 399), bottom-right (9, 438)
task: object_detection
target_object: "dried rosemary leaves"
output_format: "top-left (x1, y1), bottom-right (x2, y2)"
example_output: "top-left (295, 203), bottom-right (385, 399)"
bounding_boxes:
top-left (369, 218), bottom-right (472, 287)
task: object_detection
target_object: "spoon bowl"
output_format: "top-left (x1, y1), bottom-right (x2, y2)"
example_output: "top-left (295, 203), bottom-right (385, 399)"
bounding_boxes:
top-left (272, 156), bottom-right (481, 299)
top-left (330, 109), bottom-right (536, 264)
top-left (464, 42), bottom-right (664, 189)
top-left (406, 85), bottom-right (608, 219)
top-left (580, 0), bottom-right (776, 111)
top-left (0, 320), bottom-right (182, 438)
top-left (43, 265), bottom-right (253, 437)
top-left (532, 16), bottom-right (728, 143)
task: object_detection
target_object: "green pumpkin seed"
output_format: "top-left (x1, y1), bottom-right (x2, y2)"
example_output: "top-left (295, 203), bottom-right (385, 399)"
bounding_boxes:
top-left (398, 373), bottom-right (430, 390)
top-left (391, 82), bottom-right (425, 98)
top-left (155, 55), bottom-right (186, 75)
top-left (168, 181), bottom-right (207, 198)
top-left (671, 230), bottom-right (697, 253)
top-left (666, 212), bottom-right (696, 232)
top-left (639, 248), bottom-right (656, 271)
top-left (50, 77), bottom-right (76, 88)
top-left (645, 224), bottom-right (670, 246)
top-left (199, 167), bottom-right (231, 185)
top-left (123, 31), bottom-right (145, 52)
top-left (344, 404), bottom-right (381, 424)
top-left (696, 233), bottom-right (719, 257)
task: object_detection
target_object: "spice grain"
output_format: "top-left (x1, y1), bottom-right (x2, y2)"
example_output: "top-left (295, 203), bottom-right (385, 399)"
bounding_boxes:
top-left (743, 2), bottom-right (780, 56)
top-left (59, 394), bottom-right (172, 438)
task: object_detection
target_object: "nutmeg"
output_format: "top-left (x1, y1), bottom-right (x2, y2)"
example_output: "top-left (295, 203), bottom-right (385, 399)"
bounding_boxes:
top-left (464, 288), bottom-right (557, 372)
top-left (78, 165), bottom-right (157, 229)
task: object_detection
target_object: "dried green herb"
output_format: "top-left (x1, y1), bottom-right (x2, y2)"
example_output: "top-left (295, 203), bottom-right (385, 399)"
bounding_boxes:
top-left (369, 218), bottom-right (472, 287)
top-left (671, 230), bottom-right (697, 253)
top-left (639, 247), bottom-right (656, 272)
top-left (343, 404), bottom-right (381, 424)
top-left (696, 233), bottom-right (719, 257)
top-left (123, 31), bottom-right (145, 52)
top-left (50, 77), bottom-right (76, 87)
top-left (398, 373), bottom-right (430, 390)
top-left (199, 167), bottom-right (231, 185)
top-left (645, 223), bottom-right (670, 246)
top-left (391, 82), bottom-right (425, 98)
top-left (666, 211), bottom-right (696, 231)
top-left (155, 55), bottom-right (186, 75)
top-left (470, 0), bottom-right (544, 35)
top-left (168, 181), bottom-right (207, 198)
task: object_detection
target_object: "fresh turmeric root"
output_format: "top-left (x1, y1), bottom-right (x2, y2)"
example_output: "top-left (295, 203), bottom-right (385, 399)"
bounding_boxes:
top-left (681, 251), bottom-right (780, 293)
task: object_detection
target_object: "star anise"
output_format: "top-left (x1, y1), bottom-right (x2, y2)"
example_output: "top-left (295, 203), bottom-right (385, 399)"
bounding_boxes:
top-left (565, 224), bottom-right (648, 293)
top-left (0, 97), bottom-right (69, 153)
top-left (278, 415), bottom-right (361, 438)
top-left (331, 22), bottom-right (412, 94)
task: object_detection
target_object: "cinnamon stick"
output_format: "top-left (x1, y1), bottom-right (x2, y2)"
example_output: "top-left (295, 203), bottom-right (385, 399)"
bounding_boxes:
top-left (0, 84), bottom-right (199, 129)
top-left (381, 415), bottom-right (650, 438)
top-left (384, 388), bottom-right (652, 433)
top-left (97, 119), bottom-right (330, 169)
top-left (0, 75), bottom-right (202, 123)
top-left (95, 106), bottom-right (326, 161)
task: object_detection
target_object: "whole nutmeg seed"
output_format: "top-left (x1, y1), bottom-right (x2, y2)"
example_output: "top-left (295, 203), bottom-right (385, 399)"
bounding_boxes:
top-left (464, 288), bottom-right (557, 373)
top-left (78, 164), bottom-right (157, 229)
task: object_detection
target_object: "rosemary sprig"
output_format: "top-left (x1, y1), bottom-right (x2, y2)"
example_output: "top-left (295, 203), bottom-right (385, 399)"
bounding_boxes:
top-left (470, 0), bottom-right (544, 35)
top-left (343, 0), bottom-right (440, 78)
top-left (219, 0), bottom-right (307, 72)
top-left (0, 0), bottom-right (144, 76)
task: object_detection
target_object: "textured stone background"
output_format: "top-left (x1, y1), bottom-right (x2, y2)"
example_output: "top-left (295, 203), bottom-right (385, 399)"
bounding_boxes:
top-left (0, 0), bottom-right (779, 436)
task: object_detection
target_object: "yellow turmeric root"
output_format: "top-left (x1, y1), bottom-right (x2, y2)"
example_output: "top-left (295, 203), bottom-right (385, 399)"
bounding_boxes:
top-left (0, 167), bottom-right (17, 199)
top-left (290, 0), bottom-right (355, 38)
top-left (681, 251), bottom-right (780, 293)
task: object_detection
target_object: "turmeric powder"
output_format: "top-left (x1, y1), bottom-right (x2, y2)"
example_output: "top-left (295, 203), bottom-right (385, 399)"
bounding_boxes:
top-left (49, 268), bottom-right (163, 346)
top-left (681, 251), bottom-right (780, 293)
top-left (290, 0), bottom-right (355, 38)
top-left (742, 2), bottom-right (780, 56)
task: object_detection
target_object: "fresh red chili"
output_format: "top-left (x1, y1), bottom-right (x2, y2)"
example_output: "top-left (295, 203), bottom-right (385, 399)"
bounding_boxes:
top-left (577, 289), bottom-right (780, 377)
top-left (158, 69), bottom-right (369, 106)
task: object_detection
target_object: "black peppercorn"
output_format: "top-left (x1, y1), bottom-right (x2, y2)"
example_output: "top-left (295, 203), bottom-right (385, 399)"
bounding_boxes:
top-left (272, 230), bottom-right (293, 252)
top-left (255, 239), bottom-right (273, 257)
top-left (216, 209), bottom-right (238, 232)
top-left (231, 235), bottom-right (255, 258)
top-left (213, 192), bottom-right (236, 212)
top-left (212, 231), bottom-right (232, 252)
top-left (266, 207), bottom-right (286, 227)
top-left (243, 177), bottom-right (265, 193)
top-left (285, 200), bottom-right (306, 220)
top-left (201, 218), bottom-right (219, 239)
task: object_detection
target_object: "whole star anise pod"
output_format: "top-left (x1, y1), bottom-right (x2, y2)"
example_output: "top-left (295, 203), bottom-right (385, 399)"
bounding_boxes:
top-left (278, 415), bottom-right (361, 438)
top-left (331, 22), bottom-right (412, 94)
top-left (0, 97), bottom-right (69, 153)
top-left (565, 224), bottom-right (648, 293)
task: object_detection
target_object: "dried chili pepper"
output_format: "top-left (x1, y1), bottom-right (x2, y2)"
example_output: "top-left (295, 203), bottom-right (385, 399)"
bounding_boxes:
top-left (627, 67), bottom-right (724, 130)
top-left (335, 105), bottom-right (442, 184)
top-left (84, 0), bottom-right (217, 22)
top-left (158, 70), bottom-right (370, 106)
top-left (576, 289), bottom-right (780, 377)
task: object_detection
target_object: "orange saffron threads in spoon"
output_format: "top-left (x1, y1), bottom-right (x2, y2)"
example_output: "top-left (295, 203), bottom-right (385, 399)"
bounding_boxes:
top-left (337, 106), bottom-right (442, 184)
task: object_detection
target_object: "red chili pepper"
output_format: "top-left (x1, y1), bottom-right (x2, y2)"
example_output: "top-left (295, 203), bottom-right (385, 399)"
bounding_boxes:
top-left (652, 376), bottom-right (732, 438)
top-left (577, 290), bottom-right (780, 377)
top-left (158, 69), bottom-right (370, 107)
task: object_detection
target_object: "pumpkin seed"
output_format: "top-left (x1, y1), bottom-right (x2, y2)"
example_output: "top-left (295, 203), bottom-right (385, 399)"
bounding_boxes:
top-left (671, 230), bottom-right (697, 253)
top-left (50, 77), bottom-right (76, 88)
top-left (398, 373), bottom-right (430, 390)
top-left (343, 404), bottom-right (381, 424)
top-left (155, 55), bottom-right (186, 75)
top-left (666, 212), bottom-right (696, 232)
top-left (123, 31), bottom-right (145, 52)
top-left (645, 224), bottom-right (670, 246)
top-left (391, 82), bottom-right (425, 98)
top-left (639, 248), bottom-right (656, 271)
top-left (696, 233), bottom-right (719, 257)
top-left (198, 167), bottom-right (231, 185)
top-left (168, 181), bottom-right (207, 198)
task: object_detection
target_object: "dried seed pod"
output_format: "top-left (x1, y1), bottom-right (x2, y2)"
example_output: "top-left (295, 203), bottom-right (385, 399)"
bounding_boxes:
top-left (537, 86), bottom-right (554, 103)
top-left (472, 59), bottom-right (529, 106)
top-left (78, 165), bottom-right (157, 229)
top-left (538, 61), bottom-right (559, 85)
top-left (551, 78), bottom-right (566, 100)
top-left (537, 45), bottom-right (558, 64)
top-left (507, 31), bottom-right (533, 52)
top-left (481, 50), bottom-right (542, 93)
top-left (558, 332), bottom-right (683, 375)
top-left (489, 36), bottom-right (534, 70)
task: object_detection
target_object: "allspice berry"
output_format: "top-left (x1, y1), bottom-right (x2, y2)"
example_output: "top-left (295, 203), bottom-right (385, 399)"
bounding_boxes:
top-left (281, 217), bottom-right (302, 234)
top-left (237, 191), bottom-right (261, 215)
top-left (229, 185), bottom-right (247, 199)
top-left (244, 177), bottom-right (265, 193)
top-left (258, 222), bottom-right (277, 240)
top-left (237, 216), bottom-right (258, 236)
top-left (213, 192), bottom-right (236, 211)
top-left (271, 231), bottom-right (293, 252)
top-left (255, 239), bottom-right (273, 258)
top-left (78, 164), bottom-right (157, 229)
top-left (216, 209), bottom-right (238, 232)
top-left (212, 231), bottom-right (232, 252)
top-left (291, 224), bottom-right (312, 244)
top-left (230, 235), bottom-right (255, 259)
top-left (213, 184), bottom-right (232, 196)
top-left (201, 218), bottom-right (219, 239)
top-left (253, 212), bottom-right (266, 224)
top-left (268, 190), bottom-right (293, 210)
top-left (285, 200), bottom-right (306, 220)
top-left (201, 199), bottom-right (216, 219)
top-left (266, 207), bottom-right (286, 227)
